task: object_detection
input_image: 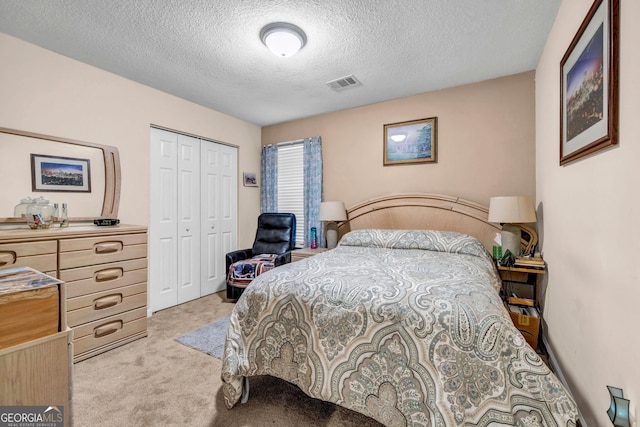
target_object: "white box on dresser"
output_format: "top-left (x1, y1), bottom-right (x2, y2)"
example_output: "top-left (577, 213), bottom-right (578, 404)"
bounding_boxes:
top-left (0, 224), bottom-right (148, 362)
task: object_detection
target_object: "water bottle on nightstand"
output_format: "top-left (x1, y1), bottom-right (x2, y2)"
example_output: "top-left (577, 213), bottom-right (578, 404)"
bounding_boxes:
top-left (310, 227), bottom-right (317, 249)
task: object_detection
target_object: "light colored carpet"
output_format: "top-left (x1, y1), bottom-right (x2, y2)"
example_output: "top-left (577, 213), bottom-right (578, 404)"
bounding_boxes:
top-left (176, 312), bottom-right (231, 359)
top-left (72, 291), bottom-right (383, 426)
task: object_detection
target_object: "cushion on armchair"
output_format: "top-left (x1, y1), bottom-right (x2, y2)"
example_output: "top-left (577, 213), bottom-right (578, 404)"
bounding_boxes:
top-left (227, 254), bottom-right (277, 289)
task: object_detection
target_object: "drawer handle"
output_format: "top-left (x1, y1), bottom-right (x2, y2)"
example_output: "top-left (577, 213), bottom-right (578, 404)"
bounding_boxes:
top-left (95, 268), bottom-right (123, 282)
top-left (0, 252), bottom-right (16, 266)
top-left (94, 242), bottom-right (123, 254)
top-left (94, 320), bottom-right (123, 338)
top-left (94, 294), bottom-right (123, 310)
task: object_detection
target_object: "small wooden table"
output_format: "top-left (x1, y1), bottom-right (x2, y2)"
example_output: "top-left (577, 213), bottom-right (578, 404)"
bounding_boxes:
top-left (497, 263), bottom-right (545, 304)
top-left (291, 247), bottom-right (328, 262)
top-left (497, 260), bottom-right (546, 350)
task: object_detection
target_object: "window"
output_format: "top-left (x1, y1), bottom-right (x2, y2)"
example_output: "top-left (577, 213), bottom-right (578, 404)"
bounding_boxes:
top-left (277, 143), bottom-right (304, 247)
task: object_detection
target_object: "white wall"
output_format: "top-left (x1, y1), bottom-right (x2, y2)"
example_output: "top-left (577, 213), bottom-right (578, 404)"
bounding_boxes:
top-left (0, 33), bottom-right (261, 249)
top-left (536, 1), bottom-right (639, 425)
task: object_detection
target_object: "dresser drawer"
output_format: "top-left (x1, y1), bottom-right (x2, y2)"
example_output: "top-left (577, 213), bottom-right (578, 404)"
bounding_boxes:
top-left (72, 307), bottom-right (147, 357)
top-left (67, 282), bottom-right (147, 327)
top-left (59, 233), bottom-right (147, 269)
top-left (0, 241), bottom-right (57, 273)
top-left (60, 258), bottom-right (147, 298)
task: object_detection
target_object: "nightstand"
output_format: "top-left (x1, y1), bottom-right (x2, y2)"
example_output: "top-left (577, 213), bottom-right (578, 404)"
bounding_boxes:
top-left (497, 259), bottom-right (546, 350)
top-left (291, 247), bottom-right (328, 262)
top-left (497, 262), bottom-right (545, 304)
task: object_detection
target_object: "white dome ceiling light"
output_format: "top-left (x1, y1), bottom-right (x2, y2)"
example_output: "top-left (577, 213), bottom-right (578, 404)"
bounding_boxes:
top-left (260, 22), bottom-right (307, 57)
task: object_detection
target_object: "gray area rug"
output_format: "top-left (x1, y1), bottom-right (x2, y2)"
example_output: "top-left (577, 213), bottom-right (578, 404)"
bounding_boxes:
top-left (176, 312), bottom-right (231, 359)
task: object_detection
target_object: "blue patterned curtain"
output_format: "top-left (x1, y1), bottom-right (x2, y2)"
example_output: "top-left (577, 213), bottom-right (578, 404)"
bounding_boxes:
top-left (303, 136), bottom-right (324, 247)
top-left (260, 144), bottom-right (278, 213)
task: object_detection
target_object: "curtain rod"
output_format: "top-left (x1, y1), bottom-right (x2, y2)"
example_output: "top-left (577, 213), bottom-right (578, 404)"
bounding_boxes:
top-left (264, 138), bottom-right (306, 148)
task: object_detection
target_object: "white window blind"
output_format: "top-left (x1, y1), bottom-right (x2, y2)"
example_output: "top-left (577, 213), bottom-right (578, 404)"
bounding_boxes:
top-left (277, 143), bottom-right (304, 247)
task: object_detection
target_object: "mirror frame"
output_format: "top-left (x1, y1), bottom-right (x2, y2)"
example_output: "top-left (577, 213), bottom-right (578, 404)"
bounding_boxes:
top-left (0, 127), bottom-right (121, 223)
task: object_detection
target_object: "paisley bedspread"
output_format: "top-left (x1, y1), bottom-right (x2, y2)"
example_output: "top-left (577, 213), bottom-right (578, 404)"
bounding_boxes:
top-left (221, 229), bottom-right (578, 426)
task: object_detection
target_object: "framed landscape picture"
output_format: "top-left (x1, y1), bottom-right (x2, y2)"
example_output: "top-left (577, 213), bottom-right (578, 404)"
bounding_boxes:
top-left (383, 117), bottom-right (437, 166)
top-left (31, 154), bottom-right (91, 192)
top-left (560, 0), bottom-right (619, 165)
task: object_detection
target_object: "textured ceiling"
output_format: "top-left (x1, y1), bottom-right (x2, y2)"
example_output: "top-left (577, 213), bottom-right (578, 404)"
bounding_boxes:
top-left (0, 0), bottom-right (560, 126)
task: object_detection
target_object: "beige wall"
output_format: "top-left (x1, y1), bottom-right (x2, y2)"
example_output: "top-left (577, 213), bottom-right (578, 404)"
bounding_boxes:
top-left (0, 33), bottom-right (261, 248)
top-left (263, 72), bottom-right (537, 209)
top-left (536, 1), bottom-right (639, 426)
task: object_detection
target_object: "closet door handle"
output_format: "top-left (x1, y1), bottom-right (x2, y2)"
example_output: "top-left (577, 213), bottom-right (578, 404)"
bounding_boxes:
top-left (94, 320), bottom-right (123, 338)
top-left (95, 268), bottom-right (123, 282)
top-left (0, 252), bottom-right (16, 266)
top-left (94, 294), bottom-right (123, 310)
top-left (94, 242), bottom-right (123, 254)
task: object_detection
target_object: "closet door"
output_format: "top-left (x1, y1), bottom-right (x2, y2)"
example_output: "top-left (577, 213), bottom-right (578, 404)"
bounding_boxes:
top-left (150, 128), bottom-right (238, 311)
top-left (177, 134), bottom-right (201, 304)
top-left (149, 128), bottom-right (179, 312)
top-left (219, 143), bottom-right (238, 288)
top-left (200, 140), bottom-right (237, 295)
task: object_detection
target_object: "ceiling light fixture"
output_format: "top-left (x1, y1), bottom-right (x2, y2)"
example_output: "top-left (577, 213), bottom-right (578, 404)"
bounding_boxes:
top-left (260, 22), bottom-right (307, 57)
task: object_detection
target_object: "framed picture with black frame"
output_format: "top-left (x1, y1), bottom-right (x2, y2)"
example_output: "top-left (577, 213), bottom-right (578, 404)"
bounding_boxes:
top-left (560, 0), bottom-right (619, 166)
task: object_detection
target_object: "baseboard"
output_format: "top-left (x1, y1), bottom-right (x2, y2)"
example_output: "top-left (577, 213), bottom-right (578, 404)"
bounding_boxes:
top-left (542, 333), bottom-right (587, 427)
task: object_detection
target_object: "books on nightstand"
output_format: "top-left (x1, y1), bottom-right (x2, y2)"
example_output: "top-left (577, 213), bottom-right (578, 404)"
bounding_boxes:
top-left (513, 256), bottom-right (545, 270)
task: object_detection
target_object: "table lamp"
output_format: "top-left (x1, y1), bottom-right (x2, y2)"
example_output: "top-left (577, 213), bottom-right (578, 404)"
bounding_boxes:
top-left (318, 201), bottom-right (347, 249)
top-left (488, 196), bottom-right (537, 256)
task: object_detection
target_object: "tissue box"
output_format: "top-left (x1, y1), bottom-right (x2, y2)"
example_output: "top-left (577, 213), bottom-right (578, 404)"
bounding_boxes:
top-left (0, 267), bottom-right (61, 349)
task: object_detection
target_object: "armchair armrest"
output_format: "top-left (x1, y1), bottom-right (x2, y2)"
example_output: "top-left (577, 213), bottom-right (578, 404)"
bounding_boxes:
top-left (225, 248), bottom-right (254, 271)
top-left (274, 251), bottom-right (291, 267)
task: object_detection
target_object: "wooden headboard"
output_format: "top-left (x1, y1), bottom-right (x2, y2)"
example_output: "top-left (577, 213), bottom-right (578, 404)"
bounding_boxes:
top-left (336, 193), bottom-right (537, 254)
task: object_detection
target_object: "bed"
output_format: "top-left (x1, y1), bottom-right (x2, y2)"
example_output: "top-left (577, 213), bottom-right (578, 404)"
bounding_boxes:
top-left (221, 194), bottom-right (578, 426)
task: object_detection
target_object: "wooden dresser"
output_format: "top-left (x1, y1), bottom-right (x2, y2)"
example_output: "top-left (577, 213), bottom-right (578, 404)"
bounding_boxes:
top-left (0, 225), bottom-right (148, 362)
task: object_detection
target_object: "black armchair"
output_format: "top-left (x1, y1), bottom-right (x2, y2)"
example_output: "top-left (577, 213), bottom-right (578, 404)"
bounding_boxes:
top-left (226, 213), bottom-right (296, 299)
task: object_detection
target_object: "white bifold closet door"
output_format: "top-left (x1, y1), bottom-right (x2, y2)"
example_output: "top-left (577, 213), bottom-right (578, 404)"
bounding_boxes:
top-left (150, 127), bottom-right (237, 313)
top-left (200, 138), bottom-right (237, 296)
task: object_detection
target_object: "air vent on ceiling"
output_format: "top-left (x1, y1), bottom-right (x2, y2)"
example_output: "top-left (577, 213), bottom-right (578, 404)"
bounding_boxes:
top-left (326, 74), bottom-right (361, 91)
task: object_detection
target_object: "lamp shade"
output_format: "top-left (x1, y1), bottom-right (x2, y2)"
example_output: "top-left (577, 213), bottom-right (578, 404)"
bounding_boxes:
top-left (488, 196), bottom-right (536, 256)
top-left (318, 201), bottom-right (347, 222)
top-left (488, 196), bottom-right (537, 224)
